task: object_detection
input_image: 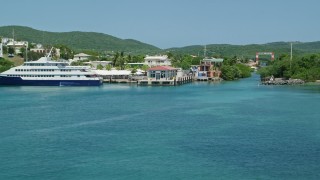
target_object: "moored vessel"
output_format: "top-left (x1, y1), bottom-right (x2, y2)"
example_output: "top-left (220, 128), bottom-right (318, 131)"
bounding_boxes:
top-left (0, 51), bottom-right (102, 86)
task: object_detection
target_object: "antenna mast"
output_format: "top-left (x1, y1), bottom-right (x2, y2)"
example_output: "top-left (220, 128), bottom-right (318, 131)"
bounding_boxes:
top-left (290, 42), bottom-right (293, 71)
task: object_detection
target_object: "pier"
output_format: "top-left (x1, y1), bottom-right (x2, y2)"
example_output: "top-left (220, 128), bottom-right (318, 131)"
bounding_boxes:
top-left (103, 78), bottom-right (137, 84)
top-left (137, 75), bottom-right (193, 86)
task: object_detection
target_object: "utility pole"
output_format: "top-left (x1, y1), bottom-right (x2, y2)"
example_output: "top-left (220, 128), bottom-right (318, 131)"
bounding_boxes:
top-left (290, 42), bottom-right (292, 72)
top-left (25, 42), bottom-right (28, 62)
top-left (0, 36), bottom-right (2, 58)
top-left (0, 43), bottom-right (3, 58)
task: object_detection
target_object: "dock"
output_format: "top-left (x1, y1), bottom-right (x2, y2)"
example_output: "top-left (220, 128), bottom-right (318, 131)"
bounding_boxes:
top-left (137, 76), bottom-right (193, 86)
top-left (103, 78), bottom-right (137, 84)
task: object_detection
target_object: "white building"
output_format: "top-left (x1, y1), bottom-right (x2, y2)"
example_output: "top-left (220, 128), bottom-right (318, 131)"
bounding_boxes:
top-left (30, 44), bottom-right (46, 54)
top-left (144, 55), bottom-right (171, 67)
top-left (73, 53), bottom-right (91, 61)
top-left (1, 38), bottom-right (13, 44)
top-left (84, 61), bottom-right (112, 69)
top-left (6, 41), bottom-right (28, 54)
top-left (30, 44), bottom-right (61, 58)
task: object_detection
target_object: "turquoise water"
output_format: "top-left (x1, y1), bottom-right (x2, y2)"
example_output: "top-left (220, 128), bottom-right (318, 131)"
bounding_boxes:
top-left (1, 74), bottom-right (320, 180)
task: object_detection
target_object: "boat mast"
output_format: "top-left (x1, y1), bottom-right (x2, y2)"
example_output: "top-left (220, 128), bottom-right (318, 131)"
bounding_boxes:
top-left (25, 42), bottom-right (28, 62)
top-left (47, 47), bottom-right (54, 57)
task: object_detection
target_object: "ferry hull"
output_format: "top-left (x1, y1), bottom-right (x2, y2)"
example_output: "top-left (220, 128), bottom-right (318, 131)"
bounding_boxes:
top-left (0, 77), bottom-right (102, 86)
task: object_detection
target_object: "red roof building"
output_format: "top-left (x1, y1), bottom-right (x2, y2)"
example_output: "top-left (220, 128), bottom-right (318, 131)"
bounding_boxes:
top-left (147, 66), bottom-right (177, 80)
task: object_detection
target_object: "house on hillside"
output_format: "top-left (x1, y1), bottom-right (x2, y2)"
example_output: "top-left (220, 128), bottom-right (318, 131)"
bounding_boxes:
top-left (6, 40), bottom-right (28, 54)
top-left (30, 44), bottom-right (60, 57)
top-left (144, 55), bottom-right (171, 67)
top-left (73, 53), bottom-right (91, 61)
top-left (1, 38), bottom-right (13, 44)
top-left (30, 44), bottom-right (46, 54)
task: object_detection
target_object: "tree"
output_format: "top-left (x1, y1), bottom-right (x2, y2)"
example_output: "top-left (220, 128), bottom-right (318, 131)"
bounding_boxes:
top-left (127, 54), bottom-right (132, 63)
top-left (221, 65), bottom-right (241, 81)
top-left (8, 47), bottom-right (15, 55)
top-left (131, 68), bottom-right (137, 75)
top-left (19, 48), bottom-right (26, 58)
top-left (115, 51), bottom-right (126, 70)
top-left (54, 44), bottom-right (74, 60)
top-left (257, 53), bottom-right (320, 82)
top-left (0, 58), bottom-right (14, 72)
top-left (132, 55), bottom-right (145, 63)
top-left (124, 64), bottom-right (131, 70)
top-left (236, 64), bottom-right (252, 78)
top-left (97, 64), bottom-right (104, 70)
top-left (105, 64), bottom-right (112, 70)
top-left (2, 46), bottom-right (8, 54)
top-left (27, 51), bottom-right (45, 61)
top-left (113, 52), bottom-right (119, 66)
top-left (141, 65), bottom-right (149, 75)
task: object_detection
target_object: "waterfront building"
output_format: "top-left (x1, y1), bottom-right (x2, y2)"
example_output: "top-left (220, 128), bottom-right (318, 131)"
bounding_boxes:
top-left (94, 69), bottom-right (132, 80)
top-left (147, 66), bottom-right (177, 80)
top-left (138, 66), bottom-right (192, 86)
top-left (144, 55), bottom-right (171, 67)
top-left (197, 58), bottom-right (223, 80)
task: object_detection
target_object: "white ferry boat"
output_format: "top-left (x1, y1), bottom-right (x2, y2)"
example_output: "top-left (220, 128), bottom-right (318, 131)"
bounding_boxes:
top-left (0, 53), bottom-right (102, 86)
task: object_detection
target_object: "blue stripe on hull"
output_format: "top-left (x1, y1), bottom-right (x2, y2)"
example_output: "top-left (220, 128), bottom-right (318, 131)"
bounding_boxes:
top-left (0, 77), bottom-right (102, 86)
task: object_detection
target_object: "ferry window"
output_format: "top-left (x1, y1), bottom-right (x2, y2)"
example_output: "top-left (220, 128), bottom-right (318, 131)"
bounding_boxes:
top-left (77, 75), bottom-right (80, 77)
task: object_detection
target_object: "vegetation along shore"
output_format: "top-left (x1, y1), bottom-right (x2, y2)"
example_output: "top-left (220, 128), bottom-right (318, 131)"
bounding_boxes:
top-left (1, 25), bottom-right (320, 84)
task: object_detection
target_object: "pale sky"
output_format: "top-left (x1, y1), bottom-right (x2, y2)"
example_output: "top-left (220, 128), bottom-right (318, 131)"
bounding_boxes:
top-left (1, 0), bottom-right (320, 49)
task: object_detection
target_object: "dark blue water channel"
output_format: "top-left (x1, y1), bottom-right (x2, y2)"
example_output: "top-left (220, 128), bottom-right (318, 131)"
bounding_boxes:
top-left (1, 74), bottom-right (320, 180)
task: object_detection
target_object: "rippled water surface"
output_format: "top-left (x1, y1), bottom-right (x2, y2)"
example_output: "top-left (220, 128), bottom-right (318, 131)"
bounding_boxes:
top-left (1, 74), bottom-right (320, 179)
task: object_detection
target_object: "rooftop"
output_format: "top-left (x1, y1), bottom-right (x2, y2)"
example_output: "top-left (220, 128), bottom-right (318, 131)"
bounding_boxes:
top-left (202, 58), bottom-right (224, 63)
top-left (148, 66), bottom-right (177, 71)
top-left (144, 55), bottom-right (169, 60)
top-left (74, 53), bottom-right (91, 57)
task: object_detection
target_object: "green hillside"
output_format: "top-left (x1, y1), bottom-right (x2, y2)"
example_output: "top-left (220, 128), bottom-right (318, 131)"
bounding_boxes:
top-left (166, 41), bottom-right (320, 59)
top-left (1, 25), bottom-right (320, 57)
top-left (0, 25), bottom-right (160, 53)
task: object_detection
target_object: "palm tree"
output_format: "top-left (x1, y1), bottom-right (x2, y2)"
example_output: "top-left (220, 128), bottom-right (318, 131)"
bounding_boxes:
top-left (105, 64), bottom-right (112, 71)
top-left (141, 65), bottom-right (149, 76)
top-left (113, 52), bottom-right (119, 67)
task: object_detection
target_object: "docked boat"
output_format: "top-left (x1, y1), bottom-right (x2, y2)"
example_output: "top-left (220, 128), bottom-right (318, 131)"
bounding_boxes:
top-left (0, 53), bottom-right (102, 86)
